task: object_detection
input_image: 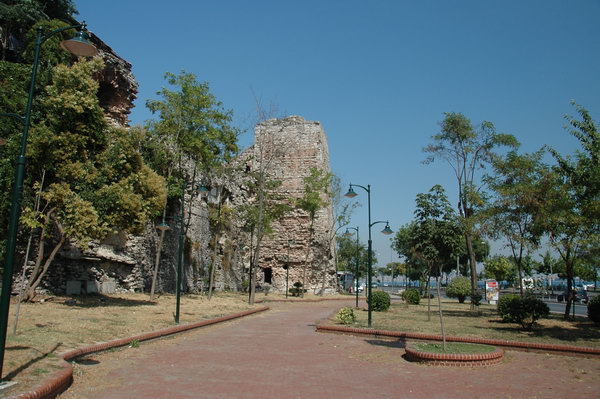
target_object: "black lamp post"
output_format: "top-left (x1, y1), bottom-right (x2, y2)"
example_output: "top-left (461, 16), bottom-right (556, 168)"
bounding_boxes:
top-left (284, 239), bottom-right (293, 299)
top-left (345, 184), bottom-right (393, 328)
top-left (175, 183), bottom-right (209, 324)
top-left (0, 22), bottom-right (97, 380)
top-left (344, 226), bottom-right (360, 308)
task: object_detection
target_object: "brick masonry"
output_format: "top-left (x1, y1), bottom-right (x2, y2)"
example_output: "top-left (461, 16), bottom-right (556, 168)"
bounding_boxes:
top-left (243, 116), bottom-right (336, 294)
top-left (404, 345), bottom-right (505, 367)
top-left (316, 324), bottom-right (600, 358)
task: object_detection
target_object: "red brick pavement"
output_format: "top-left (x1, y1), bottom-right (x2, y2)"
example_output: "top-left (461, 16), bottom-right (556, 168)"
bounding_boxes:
top-left (62, 300), bottom-right (599, 399)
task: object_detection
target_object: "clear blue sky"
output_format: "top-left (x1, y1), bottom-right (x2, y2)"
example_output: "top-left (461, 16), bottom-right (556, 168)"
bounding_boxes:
top-left (75, 0), bottom-right (600, 265)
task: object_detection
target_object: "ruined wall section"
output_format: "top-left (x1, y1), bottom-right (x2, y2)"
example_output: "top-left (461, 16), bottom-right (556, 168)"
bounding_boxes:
top-left (248, 116), bottom-right (336, 294)
top-left (88, 31), bottom-right (138, 126)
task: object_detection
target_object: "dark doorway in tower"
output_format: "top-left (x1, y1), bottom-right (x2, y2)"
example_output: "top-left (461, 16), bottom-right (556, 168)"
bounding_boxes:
top-left (264, 267), bottom-right (272, 284)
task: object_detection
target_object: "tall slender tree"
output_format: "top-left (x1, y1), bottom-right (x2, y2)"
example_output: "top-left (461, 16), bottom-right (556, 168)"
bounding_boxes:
top-left (296, 167), bottom-right (332, 295)
top-left (144, 71), bottom-right (238, 293)
top-left (485, 150), bottom-right (550, 295)
top-left (543, 103), bottom-right (599, 318)
top-left (409, 185), bottom-right (461, 348)
top-left (424, 113), bottom-right (518, 301)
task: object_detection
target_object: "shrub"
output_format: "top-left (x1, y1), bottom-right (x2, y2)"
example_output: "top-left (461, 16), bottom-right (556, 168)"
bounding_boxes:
top-left (446, 277), bottom-right (471, 303)
top-left (470, 291), bottom-right (483, 306)
top-left (263, 283), bottom-right (271, 296)
top-left (588, 295), bottom-right (600, 324)
top-left (290, 281), bottom-right (303, 297)
top-left (336, 307), bottom-right (356, 324)
top-left (401, 288), bottom-right (420, 305)
top-left (367, 290), bottom-right (391, 311)
top-left (497, 294), bottom-right (550, 330)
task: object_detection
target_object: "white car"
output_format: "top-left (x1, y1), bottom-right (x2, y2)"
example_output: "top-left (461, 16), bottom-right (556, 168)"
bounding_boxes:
top-left (357, 284), bottom-right (365, 293)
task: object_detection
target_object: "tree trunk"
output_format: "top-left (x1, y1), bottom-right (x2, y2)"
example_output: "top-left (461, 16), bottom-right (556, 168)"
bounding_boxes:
top-left (208, 235), bottom-right (219, 300)
top-left (426, 273), bottom-right (431, 322)
top-left (249, 228), bottom-right (263, 305)
top-left (464, 233), bottom-right (479, 311)
top-left (301, 220), bottom-right (315, 298)
top-left (150, 228), bottom-right (166, 301)
top-left (13, 230), bottom-right (35, 334)
top-left (564, 257), bottom-right (574, 320)
top-left (25, 231), bottom-right (65, 302)
top-left (13, 170), bottom-right (45, 331)
top-left (320, 247), bottom-right (328, 296)
top-left (436, 275), bottom-right (447, 350)
top-left (208, 188), bottom-right (224, 300)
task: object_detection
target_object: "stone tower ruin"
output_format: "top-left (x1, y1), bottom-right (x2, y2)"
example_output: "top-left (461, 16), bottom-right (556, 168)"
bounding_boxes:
top-left (247, 116), bottom-right (337, 294)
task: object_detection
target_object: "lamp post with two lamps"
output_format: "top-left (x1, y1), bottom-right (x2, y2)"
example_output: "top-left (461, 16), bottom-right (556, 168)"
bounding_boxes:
top-left (0, 22), bottom-right (97, 380)
top-left (345, 184), bottom-right (393, 328)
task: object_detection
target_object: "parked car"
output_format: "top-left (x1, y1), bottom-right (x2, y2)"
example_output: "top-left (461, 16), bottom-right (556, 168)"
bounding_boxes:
top-left (561, 289), bottom-right (589, 304)
top-left (575, 289), bottom-right (589, 304)
top-left (357, 284), bottom-right (365, 293)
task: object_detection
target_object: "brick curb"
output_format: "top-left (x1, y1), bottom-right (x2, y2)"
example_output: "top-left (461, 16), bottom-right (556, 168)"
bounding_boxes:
top-left (316, 324), bottom-right (600, 358)
top-left (257, 297), bottom-right (359, 303)
top-left (404, 345), bottom-right (504, 367)
top-left (9, 306), bottom-right (270, 399)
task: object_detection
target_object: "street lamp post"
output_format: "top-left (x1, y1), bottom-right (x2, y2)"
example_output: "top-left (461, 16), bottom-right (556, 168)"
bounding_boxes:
top-left (284, 239), bottom-right (293, 299)
top-left (0, 22), bottom-right (97, 380)
top-left (345, 184), bottom-right (393, 328)
top-left (344, 227), bottom-right (360, 308)
top-left (175, 182), bottom-right (209, 324)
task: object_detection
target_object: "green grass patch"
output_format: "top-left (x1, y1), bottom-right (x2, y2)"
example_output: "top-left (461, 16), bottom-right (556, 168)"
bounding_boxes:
top-left (345, 298), bottom-right (600, 348)
top-left (413, 342), bottom-right (496, 354)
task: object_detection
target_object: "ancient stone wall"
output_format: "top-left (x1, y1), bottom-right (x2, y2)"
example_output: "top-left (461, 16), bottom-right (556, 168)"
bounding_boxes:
top-left (88, 31), bottom-right (138, 126)
top-left (243, 116), bottom-right (337, 294)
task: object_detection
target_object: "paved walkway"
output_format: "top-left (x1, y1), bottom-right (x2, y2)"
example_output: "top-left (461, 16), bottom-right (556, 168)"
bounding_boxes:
top-left (62, 300), bottom-right (599, 399)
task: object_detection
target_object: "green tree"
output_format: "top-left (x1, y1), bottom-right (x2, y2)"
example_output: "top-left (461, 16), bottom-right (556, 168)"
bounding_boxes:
top-left (446, 276), bottom-right (471, 303)
top-left (326, 175), bottom-right (356, 292)
top-left (392, 222), bottom-right (428, 288)
top-left (335, 235), bottom-right (377, 278)
top-left (412, 186), bottom-right (462, 335)
top-left (0, 0), bottom-right (77, 61)
top-left (21, 59), bottom-right (166, 300)
top-left (424, 112), bottom-right (518, 298)
top-left (484, 255), bottom-right (513, 283)
top-left (453, 237), bottom-right (488, 277)
top-left (0, 19), bottom-right (82, 257)
top-left (543, 104), bottom-right (600, 319)
top-left (238, 174), bottom-right (290, 304)
top-left (296, 167), bottom-right (332, 295)
top-left (486, 150), bottom-right (550, 295)
top-left (384, 262), bottom-right (406, 285)
top-left (577, 242), bottom-right (599, 289)
top-left (144, 71), bottom-right (238, 293)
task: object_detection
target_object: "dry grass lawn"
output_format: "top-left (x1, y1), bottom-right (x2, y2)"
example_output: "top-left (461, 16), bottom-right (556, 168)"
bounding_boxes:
top-left (4, 292), bottom-right (258, 390)
top-left (346, 297), bottom-right (600, 348)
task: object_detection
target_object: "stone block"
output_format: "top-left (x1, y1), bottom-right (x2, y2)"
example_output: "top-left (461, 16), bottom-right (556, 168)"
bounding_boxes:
top-left (100, 281), bottom-right (116, 294)
top-left (66, 280), bottom-right (82, 295)
top-left (86, 280), bottom-right (99, 294)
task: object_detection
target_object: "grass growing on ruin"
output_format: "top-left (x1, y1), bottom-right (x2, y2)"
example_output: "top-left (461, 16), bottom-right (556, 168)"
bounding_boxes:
top-left (4, 292), bottom-right (256, 389)
top-left (340, 296), bottom-right (600, 348)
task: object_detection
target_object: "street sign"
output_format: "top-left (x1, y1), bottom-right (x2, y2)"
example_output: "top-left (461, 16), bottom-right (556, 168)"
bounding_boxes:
top-left (486, 280), bottom-right (499, 305)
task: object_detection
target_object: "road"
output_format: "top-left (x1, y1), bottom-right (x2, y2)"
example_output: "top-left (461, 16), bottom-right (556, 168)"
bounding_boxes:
top-left (545, 300), bottom-right (588, 317)
top-left (382, 286), bottom-right (590, 317)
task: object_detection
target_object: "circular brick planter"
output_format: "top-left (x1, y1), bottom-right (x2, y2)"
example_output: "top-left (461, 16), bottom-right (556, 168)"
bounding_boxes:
top-left (405, 344), bottom-right (504, 367)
